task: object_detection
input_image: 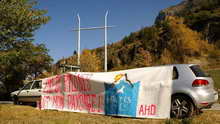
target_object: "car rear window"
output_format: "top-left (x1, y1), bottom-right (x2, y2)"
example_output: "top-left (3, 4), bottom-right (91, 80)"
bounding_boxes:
top-left (190, 65), bottom-right (209, 77)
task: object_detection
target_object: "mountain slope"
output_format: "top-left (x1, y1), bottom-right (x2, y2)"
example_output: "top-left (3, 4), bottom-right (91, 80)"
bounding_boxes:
top-left (156, 0), bottom-right (220, 47)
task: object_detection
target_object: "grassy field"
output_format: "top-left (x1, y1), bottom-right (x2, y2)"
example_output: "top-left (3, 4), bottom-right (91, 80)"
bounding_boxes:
top-left (0, 104), bottom-right (220, 124)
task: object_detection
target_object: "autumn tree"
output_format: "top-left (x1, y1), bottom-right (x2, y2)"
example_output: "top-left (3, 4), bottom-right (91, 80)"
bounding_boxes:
top-left (0, 0), bottom-right (52, 92)
top-left (162, 16), bottom-right (212, 63)
top-left (80, 50), bottom-right (102, 72)
top-left (132, 47), bottom-right (153, 67)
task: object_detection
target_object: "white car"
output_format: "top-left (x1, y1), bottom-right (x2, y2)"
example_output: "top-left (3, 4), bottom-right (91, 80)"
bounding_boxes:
top-left (11, 80), bottom-right (42, 105)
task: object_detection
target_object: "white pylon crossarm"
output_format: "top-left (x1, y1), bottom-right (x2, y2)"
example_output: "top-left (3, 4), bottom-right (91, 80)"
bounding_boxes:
top-left (73, 26), bottom-right (114, 31)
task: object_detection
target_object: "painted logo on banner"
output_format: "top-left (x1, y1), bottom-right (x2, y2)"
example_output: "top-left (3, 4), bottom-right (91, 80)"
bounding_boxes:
top-left (104, 74), bottom-right (140, 116)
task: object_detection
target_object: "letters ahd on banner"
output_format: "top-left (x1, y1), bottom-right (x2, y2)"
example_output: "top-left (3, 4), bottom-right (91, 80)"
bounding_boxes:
top-left (41, 66), bottom-right (173, 119)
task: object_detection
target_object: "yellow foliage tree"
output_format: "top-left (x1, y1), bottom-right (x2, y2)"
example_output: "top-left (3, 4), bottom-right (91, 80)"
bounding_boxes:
top-left (80, 49), bottom-right (102, 72)
top-left (165, 16), bottom-right (212, 62)
top-left (53, 49), bottom-right (102, 73)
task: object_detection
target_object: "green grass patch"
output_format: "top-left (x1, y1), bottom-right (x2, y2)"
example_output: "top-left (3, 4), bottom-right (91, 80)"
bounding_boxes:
top-left (0, 104), bottom-right (220, 124)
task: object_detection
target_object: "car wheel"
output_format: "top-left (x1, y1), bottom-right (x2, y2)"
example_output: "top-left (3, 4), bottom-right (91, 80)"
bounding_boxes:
top-left (171, 95), bottom-right (194, 118)
top-left (13, 96), bottom-right (19, 105)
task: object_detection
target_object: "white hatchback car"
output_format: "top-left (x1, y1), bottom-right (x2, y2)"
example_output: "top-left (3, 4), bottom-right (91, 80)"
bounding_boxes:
top-left (171, 64), bottom-right (218, 118)
top-left (11, 80), bottom-right (42, 105)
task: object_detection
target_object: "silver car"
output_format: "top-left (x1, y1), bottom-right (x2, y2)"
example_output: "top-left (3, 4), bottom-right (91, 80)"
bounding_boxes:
top-left (171, 64), bottom-right (218, 118)
top-left (11, 80), bottom-right (42, 104)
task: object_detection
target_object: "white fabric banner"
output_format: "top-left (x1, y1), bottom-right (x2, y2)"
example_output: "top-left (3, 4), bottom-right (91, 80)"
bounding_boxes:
top-left (41, 66), bottom-right (173, 119)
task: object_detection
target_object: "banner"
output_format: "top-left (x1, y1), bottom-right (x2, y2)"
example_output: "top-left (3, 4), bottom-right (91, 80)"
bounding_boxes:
top-left (41, 66), bottom-right (173, 119)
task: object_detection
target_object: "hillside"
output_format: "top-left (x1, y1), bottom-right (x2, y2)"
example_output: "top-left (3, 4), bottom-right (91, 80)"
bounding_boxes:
top-left (156, 0), bottom-right (220, 48)
top-left (52, 0), bottom-right (220, 74)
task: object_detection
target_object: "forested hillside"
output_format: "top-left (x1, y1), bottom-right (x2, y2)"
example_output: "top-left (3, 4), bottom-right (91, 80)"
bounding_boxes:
top-left (156, 0), bottom-right (220, 48)
top-left (54, 0), bottom-right (220, 73)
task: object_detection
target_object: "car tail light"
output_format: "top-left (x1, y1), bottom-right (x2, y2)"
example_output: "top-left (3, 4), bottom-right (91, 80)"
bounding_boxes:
top-left (192, 79), bottom-right (209, 87)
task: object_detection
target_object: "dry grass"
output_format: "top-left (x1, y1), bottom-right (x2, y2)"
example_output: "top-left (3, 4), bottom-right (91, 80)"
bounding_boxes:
top-left (0, 104), bottom-right (220, 124)
top-left (0, 104), bottom-right (164, 124)
top-left (190, 110), bottom-right (220, 124)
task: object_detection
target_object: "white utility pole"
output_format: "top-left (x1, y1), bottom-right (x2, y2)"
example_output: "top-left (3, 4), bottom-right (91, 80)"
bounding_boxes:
top-left (77, 14), bottom-right (80, 67)
top-left (104, 11), bottom-right (108, 72)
